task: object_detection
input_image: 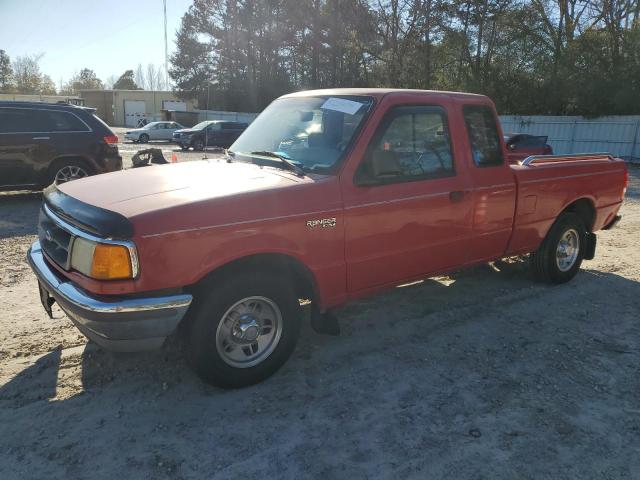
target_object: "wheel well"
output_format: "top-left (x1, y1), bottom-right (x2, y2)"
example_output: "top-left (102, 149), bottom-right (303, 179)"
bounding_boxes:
top-left (43, 156), bottom-right (95, 186)
top-left (191, 253), bottom-right (319, 305)
top-left (48, 156), bottom-right (95, 174)
top-left (562, 198), bottom-right (596, 232)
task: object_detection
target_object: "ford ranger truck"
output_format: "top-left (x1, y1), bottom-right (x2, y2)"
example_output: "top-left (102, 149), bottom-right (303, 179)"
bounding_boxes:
top-left (28, 89), bottom-right (628, 388)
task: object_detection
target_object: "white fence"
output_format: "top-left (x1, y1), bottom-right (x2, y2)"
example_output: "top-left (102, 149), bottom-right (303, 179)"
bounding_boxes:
top-left (500, 115), bottom-right (640, 163)
top-left (195, 109), bottom-right (258, 124)
top-left (190, 111), bottom-right (640, 162)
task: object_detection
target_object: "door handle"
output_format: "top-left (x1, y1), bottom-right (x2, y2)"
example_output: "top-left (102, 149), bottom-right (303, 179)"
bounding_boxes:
top-left (449, 190), bottom-right (466, 202)
top-left (32, 136), bottom-right (50, 140)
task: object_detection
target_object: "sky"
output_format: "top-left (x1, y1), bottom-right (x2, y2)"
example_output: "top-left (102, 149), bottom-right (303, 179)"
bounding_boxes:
top-left (0, 0), bottom-right (193, 89)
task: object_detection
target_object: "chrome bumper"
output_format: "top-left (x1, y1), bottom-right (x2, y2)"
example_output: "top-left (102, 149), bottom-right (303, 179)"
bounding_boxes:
top-left (28, 241), bottom-right (192, 352)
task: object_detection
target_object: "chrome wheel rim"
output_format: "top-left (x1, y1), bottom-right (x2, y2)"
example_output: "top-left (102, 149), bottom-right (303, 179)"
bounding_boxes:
top-left (54, 165), bottom-right (88, 185)
top-left (556, 228), bottom-right (580, 272)
top-left (215, 296), bottom-right (283, 368)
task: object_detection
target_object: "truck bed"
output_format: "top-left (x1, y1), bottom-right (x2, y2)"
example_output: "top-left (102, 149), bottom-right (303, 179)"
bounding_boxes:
top-left (507, 154), bottom-right (627, 255)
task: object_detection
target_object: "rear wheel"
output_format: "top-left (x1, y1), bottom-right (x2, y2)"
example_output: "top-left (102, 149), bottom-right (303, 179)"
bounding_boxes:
top-left (48, 159), bottom-right (93, 186)
top-left (530, 212), bottom-right (586, 284)
top-left (186, 272), bottom-right (302, 388)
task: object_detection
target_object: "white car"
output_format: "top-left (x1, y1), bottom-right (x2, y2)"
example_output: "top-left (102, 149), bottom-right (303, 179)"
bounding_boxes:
top-left (124, 121), bottom-right (185, 143)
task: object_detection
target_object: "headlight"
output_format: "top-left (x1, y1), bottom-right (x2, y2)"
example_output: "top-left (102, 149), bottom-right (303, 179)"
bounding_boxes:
top-left (71, 238), bottom-right (137, 280)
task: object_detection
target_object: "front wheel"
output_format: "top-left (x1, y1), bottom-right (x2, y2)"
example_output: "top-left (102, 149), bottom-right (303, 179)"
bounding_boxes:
top-left (139, 133), bottom-right (149, 143)
top-left (186, 273), bottom-right (302, 388)
top-left (192, 139), bottom-right (204, 151)
top-left (530, 212), bottom-right (586, 284)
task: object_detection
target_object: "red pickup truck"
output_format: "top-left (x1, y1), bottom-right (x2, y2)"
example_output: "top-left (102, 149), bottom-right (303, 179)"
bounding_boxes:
top-left (29, 89), bottom-right (627, 387)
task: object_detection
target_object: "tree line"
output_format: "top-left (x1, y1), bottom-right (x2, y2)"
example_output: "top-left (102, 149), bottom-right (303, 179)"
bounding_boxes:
top-left (0, 50), bottom-right (168, 95)
top-left (170, 0), bottom-right (640, 116)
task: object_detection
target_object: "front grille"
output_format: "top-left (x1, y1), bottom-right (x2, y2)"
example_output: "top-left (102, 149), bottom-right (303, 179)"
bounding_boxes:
top-left (38, 208), bottom-right (73, 269)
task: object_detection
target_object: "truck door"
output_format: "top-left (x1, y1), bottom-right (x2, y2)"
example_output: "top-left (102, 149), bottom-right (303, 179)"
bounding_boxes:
top-left (461, 104), bottom-right (517, 262)
top-left (342, 102), bottom-right (474, 293)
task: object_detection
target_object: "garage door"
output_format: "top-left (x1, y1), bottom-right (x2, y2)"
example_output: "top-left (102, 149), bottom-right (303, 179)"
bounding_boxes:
top-left (124, 100), bottom-right (147, 127)
top-left (163, 100), bottom-right (187, 111)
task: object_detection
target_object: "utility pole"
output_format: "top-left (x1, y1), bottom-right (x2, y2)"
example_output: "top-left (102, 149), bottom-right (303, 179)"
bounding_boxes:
top-left (163, 0), bottom-right (169, 90)
top-left (204, 83), bottom-right (210, 159)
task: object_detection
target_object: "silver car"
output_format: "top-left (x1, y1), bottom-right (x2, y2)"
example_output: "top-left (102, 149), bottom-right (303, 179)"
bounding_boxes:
top-left (124, 121), bottom-right (185, 143)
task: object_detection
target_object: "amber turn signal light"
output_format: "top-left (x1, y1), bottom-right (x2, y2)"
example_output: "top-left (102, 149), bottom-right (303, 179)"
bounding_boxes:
top-left (91, 244), bottom-right (133, 280)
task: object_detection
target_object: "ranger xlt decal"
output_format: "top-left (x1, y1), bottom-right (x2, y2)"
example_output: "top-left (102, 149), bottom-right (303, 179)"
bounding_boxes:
top-left (306, 218), bottom-right (337, 228)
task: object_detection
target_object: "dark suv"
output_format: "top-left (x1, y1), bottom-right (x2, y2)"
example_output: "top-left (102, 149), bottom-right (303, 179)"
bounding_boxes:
top-left (0, 102), bottom-right (122, 190)
top-left (172, 120), bottom-right (248, 151)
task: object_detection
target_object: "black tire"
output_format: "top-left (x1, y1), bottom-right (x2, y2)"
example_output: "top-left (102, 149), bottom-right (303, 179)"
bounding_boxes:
top-left (192, 139), bottom-right (204, 151)
top-left (530, 212), bottom-right (586, 284)
top-left (186, 272), bottom-right (302, 388)
top-left (180, 146), bottom-right (189, 151)
top-left (47, 158), bottom-right (94, 186)
top-left (139, 133), bottom-right (149, 143)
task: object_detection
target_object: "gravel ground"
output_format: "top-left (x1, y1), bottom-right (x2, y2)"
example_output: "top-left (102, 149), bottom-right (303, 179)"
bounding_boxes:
top-left (0, 158), bottom-right (639, 479)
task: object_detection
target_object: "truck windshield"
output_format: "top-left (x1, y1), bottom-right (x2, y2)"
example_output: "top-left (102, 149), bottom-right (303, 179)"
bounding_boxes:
top-left (230, 95), bottom-right (373, 173)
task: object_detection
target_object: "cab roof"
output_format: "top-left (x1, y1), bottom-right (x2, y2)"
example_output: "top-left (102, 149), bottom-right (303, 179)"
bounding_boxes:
top-left (281, 88), bottom-right (487, 101)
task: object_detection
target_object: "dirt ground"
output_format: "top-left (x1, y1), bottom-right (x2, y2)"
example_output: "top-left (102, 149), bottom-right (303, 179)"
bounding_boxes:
top-left (1, 162), bottom-right (639, 479)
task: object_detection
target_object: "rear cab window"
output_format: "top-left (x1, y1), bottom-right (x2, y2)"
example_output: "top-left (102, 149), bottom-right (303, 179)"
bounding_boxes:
top-left (462, 105), bottom-right (504, 167)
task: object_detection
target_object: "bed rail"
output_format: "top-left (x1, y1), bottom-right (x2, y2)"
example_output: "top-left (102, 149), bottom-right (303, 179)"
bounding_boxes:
top-left (521, 152), bottom-right (614, 167)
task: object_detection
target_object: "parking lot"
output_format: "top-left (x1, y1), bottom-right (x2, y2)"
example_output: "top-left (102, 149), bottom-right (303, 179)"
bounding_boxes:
top-left (0, 157), bottom-right (639, 478)
top-left (112, 127), bottom-right (226, 166)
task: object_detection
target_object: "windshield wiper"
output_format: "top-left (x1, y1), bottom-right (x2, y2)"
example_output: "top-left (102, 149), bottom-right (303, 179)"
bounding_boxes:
top-left (248, 151), bottom-right (305, 177)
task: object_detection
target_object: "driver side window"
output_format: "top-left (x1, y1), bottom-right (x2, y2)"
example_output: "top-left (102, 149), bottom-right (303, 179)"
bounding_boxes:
top-left (356, 105), bottom-right (454, 185)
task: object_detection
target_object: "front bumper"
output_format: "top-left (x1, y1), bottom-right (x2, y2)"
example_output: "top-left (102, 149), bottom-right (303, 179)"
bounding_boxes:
top-left (28, 241), bottom-right (192, 352)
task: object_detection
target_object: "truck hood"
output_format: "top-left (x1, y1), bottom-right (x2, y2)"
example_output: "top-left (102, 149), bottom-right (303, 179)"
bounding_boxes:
top-left (57, 160), bottom-right (310, 227)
